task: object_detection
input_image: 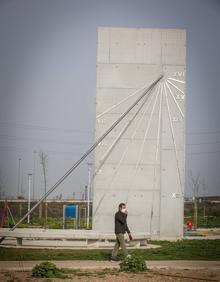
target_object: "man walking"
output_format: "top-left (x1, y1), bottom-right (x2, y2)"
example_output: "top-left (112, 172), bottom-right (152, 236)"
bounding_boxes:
top-left (111, 203), bottom-right (133, 261)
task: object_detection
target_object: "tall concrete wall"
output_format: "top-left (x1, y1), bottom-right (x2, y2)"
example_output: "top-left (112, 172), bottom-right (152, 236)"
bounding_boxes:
top-left (92, 27), bottom-right (186, 238)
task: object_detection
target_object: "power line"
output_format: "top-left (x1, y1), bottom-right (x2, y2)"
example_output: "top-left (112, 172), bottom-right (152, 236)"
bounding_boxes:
top-left (188, 130), bottom-right (220, 135)
top-left (2, 133), bottom-right (220, 147)
top-left (0, 145), bottom-right (29, 153)
top-left (0, 146), bottom-right (86, 156)
top-left (0, 122), bottom-right (94, 134)
top-left (0, 134), bottom-right (92, 146)
top-left (187, 141), bottom-right (220, 146)
top-left (187, 150), bottom-right (220, 155)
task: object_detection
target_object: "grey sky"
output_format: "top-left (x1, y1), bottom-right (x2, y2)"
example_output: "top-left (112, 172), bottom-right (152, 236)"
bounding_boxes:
top-left (0, 0), bottom-right (220, 199)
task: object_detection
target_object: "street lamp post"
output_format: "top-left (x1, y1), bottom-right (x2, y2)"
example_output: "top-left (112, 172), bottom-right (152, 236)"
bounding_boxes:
top-left (33, 150), bottom-right (37, 200)
top-left (17, 158), bottom-right (22, 198)
top-left (27, 174), bottom-right (32, 224)
top-left (87, 163), bottom-right (92, 229)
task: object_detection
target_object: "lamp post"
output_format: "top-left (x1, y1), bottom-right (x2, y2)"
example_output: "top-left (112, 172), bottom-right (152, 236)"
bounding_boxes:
top-left (17, 158), bottom-right (22, 198)
top-left (87, 163), bottom-right (92, 229)
top-left (27, 174), bottom-right (32, 224)
top-left (33, 150), bottom-right (37, 200)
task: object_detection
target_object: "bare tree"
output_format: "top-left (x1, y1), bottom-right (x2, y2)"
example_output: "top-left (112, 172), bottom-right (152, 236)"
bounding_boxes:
top-left (189, 170), bottom-right (201, 229)
top-left (39, 150), bottom-right (48, 228)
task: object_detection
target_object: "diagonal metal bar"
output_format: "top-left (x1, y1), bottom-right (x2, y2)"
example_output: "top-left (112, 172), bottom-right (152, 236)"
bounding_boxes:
top-left (92, 86), bottom-right (156, 218)
top-left (96, 81), bottom-right (152, 119)
top-left (3, 74), bottom-right (163, 236)
top-left (94, 88), bottom-right (152, 176)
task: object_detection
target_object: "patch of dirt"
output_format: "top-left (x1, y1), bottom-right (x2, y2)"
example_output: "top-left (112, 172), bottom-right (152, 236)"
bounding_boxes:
top-left (1, 268), bottom-right (220, 282)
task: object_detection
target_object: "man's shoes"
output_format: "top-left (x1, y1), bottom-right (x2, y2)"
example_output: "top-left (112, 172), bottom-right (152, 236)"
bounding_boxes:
top-left (110, 256), bottom-right (120, 261)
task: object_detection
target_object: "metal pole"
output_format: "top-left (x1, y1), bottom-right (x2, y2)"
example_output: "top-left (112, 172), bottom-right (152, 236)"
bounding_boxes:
top-left (27, 174), bottom-right (32, 224)
top-left (63, 205), bottom-right (66, 229)
top-left (17, 158), bottom-right (21, 198)
top-left (33, 150), bottom-right (37, 200)
top-left (43, 162), bottom-right (47, 229)
top-left (75, 205), bottom-right (78, 229)
top-left (87, 163), bottom-right (92, 229)
top-left (8, 74), bottom-right (163, 232)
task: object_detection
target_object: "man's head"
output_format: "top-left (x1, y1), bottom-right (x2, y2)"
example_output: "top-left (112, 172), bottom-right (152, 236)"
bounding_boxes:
top-left (118, 203), bottom-right (126, 213)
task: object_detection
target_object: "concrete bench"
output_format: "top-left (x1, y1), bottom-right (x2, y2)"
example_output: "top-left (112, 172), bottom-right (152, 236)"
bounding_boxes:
top-left (0, 228), bottom-right (150, 247)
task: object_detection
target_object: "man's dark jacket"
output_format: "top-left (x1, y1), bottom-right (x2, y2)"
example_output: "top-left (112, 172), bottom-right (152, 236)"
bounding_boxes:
top-left (114, 211), bottom-right (130, 234)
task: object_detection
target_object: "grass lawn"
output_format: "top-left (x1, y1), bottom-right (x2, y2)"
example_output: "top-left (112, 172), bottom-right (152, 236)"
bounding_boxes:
top-left (0, 240), bottom-right (220, 261)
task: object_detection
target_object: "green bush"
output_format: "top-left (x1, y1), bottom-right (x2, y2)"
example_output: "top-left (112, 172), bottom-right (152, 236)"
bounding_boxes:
top-left (32, 261), bottom-right (62, 278)
top-left (119, 255), bottom-right (148, 272)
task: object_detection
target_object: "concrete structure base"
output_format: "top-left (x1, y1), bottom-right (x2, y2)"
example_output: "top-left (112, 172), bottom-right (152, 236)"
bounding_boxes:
top-left (0, 228), bottom-right (150, 248)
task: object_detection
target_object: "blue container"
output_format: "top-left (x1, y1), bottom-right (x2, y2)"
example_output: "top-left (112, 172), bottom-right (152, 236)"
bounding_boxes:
top-left (65, 205), bottom-right (77, 218)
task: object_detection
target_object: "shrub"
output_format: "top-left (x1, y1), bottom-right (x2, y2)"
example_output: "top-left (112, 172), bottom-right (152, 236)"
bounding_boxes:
top-left (32, 261), bottom-right (62, 278)
top-left (119, 255), bottom-right (148, 272)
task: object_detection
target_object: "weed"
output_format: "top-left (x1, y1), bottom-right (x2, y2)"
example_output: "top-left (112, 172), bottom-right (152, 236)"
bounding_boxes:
top-left (119, 255), bottom-right (148, 272)
top-left (32, 261), bottom-right (62, 278)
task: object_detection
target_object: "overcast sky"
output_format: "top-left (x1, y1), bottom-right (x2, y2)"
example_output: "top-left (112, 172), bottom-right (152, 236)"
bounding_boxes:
top-left (0, 0), bottom-right (220, 199)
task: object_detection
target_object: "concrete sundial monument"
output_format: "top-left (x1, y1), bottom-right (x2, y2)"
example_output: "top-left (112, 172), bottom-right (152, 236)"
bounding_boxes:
top-left (92, 27), bottom-right (186, 239)
top-left (0, 27), bottom-right (186, 245)
top-left (92, 27), bottom-right (186, 238)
